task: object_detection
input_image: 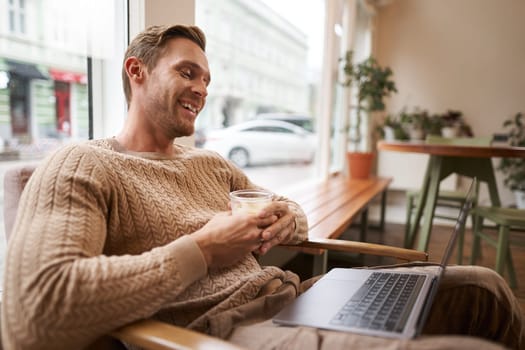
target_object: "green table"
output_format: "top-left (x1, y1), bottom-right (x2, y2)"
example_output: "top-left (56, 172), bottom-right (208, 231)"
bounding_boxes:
top-left (377, 140), bottom-right (525, 253)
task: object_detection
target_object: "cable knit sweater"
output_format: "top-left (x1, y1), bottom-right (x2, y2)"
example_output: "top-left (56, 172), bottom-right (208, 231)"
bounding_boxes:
top-left (1, 138), bottom-right (308, 350)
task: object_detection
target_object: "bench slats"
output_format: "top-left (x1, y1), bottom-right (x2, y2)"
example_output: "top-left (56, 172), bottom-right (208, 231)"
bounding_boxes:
top-left (301, 182), bottom-right (375, 230)
top-left (298, 179), bottom-right (369, 214)
top-left (284, 175), bottom-right (392, 254)
top-left (308, 185), bottom-right (386, 239)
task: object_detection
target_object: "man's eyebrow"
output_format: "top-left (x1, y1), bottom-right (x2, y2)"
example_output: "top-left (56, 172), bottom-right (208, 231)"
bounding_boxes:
top-left (177, 61), bottom-right (211, 83)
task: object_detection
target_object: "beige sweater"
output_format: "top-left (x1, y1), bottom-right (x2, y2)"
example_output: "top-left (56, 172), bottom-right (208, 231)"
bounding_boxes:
top-left (1, 139), bottom-right (308, 350)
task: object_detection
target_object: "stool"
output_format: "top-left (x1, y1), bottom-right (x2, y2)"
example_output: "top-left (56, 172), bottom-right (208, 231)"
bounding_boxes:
top-left (469, 206), bottom-right (525, 289)
top-left (405, 189), bottom-right (471, 242)
top-left (405, 187), bottom-right (479, 264)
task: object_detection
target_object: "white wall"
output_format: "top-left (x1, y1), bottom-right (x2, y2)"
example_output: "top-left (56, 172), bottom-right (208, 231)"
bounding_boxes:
top-left (375, 0), bottom-right (525, 206)
top-left (144, 0), bottom-right (195, 26)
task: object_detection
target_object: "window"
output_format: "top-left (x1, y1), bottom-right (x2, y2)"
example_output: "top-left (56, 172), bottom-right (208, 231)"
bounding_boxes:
top-left (0, 0), bottom-right (127, 289)
top-left (8, 0), bottom-right (26, 35)
top-left (328, 0), bottom-right (375, 174)
top-left (195, 0), bottom-right (325, 191)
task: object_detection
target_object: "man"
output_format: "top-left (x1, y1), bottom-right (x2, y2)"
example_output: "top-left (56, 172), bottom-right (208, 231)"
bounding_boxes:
top-left (1, 25), bottom-right (523, 350)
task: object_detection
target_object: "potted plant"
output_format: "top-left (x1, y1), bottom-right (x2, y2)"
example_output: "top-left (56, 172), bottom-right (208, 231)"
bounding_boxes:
top-left (498, 112), bottom-right (525, 207)
top-left (425, 114), bottom-right (444, 137)
top-left (379, 114), bottom-right (407, 141)
top-left (399, 108), bottom-right (430, 140)
top-left (340, 50), bottom-right (398, 178)
top-left (437, 110), bottom-right (473, 138)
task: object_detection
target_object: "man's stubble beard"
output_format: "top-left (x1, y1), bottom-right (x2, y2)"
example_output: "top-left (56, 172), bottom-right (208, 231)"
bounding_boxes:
top-left (148, 92), bottom-right (196, 139)
top-left (155, 113), bottom-right (195, 140)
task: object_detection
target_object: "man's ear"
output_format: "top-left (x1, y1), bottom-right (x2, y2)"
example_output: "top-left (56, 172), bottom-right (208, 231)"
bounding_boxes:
top-left (125, 57), bottom-right (146, 83)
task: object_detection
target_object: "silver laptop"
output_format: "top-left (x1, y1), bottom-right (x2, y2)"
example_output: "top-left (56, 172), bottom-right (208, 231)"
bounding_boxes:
top-left (273, 179), bottom-right (476, 339)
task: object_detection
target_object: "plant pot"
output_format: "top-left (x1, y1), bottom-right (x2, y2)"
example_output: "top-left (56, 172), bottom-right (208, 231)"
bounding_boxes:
top-left (383, 126), bottom-right (396, 141)
top-left (408, 127), bottom-right (425, 140)
top-left (514, 190), bottom-right (525, 209)
top-left (441, 126), bottom-right (459, 138)
top-left (347, 152), bottom-right (375, 179)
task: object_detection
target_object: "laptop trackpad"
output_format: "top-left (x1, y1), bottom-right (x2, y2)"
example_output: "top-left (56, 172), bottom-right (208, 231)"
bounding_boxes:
top-left (273, 269), bottom-right (371, 327)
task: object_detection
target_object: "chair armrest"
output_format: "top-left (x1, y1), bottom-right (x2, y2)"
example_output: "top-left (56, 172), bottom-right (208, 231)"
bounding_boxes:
top-left (110, 319), bottom-right (245, 350)
top-left (285, 238), bottom-right (428, 262)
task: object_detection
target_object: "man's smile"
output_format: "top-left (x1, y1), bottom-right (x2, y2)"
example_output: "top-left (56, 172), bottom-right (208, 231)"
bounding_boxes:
top-left (180, 100), bottom-right (199, 113)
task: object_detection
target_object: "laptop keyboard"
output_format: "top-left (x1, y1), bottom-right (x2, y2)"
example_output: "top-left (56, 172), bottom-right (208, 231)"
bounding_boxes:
top-left (329, 272), bottom-right (426, 333)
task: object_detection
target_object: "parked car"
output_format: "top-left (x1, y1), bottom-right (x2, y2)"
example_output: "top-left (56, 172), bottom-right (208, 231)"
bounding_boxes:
top-left (255, 113), bottom-right (315, 133)
top-left (202, 119), bottom-right (316, 168)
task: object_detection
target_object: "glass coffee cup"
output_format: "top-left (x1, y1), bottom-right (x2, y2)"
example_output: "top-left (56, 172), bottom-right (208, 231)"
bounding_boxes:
top-left (229, 189), bottom-right (273, 215)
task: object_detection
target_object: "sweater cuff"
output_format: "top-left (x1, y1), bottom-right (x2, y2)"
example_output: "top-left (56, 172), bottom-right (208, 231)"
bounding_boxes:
top-left (287, 203), bottom-right (308, 243)
top-left (168, 235), bottom-right (208, 286)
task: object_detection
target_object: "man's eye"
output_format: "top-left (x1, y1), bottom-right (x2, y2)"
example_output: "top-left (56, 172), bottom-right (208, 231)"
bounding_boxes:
top-left (180, 70), bottom-right (191, 79)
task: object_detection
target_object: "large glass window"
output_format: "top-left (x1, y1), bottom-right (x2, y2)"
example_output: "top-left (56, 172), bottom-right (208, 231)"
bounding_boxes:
top-left (329, 0), bottom-right (374, 168)
top-left (0, 0), bottom-right (127, 289)
top-left (195, 0), bottom-right (325, 192)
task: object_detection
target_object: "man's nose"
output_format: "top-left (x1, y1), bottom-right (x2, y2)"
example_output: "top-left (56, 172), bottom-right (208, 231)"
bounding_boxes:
top-left (192, 80), bottom-right (208, 98)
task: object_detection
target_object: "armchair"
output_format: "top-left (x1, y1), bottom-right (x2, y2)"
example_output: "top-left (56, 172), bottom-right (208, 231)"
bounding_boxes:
top-left (2, 164), bottom-right (427, 350)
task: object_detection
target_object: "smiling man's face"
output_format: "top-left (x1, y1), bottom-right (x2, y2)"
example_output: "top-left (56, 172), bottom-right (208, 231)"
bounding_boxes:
top-left (142, 37), bottom-right (211, 139)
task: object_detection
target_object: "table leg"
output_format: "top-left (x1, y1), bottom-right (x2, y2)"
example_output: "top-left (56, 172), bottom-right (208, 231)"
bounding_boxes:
top-left (379, 190), bottom-right (387, 231)
top-left (359, 208), bottom-right (368, 242)
top-left (366, 190), bottom-right (387, 232)
top-left (417, 156), bottom-right (443, 252)
top-left (406, 158), bottom-right (432, 248)
top-left (417, 157), bottom-right (502, 257)
top-left (484, 163), bottom-right (501, 207)
top-left (312, 251), bottom-right (327, 276)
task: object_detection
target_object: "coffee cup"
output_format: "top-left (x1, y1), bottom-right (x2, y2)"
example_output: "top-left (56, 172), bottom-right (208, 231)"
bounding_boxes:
top-left (230, 189), bottom-right (273, 215)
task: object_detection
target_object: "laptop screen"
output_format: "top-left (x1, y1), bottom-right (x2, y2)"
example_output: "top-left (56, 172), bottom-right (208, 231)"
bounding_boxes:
top-left (438, 178), bottom-right (476, 269)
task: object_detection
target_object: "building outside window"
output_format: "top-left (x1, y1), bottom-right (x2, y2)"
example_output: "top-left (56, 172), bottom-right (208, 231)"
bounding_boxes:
top-left (0, 0), bottom-right (126, 288)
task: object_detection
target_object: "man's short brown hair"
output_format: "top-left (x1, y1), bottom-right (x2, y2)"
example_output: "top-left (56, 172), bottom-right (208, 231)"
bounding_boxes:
top-left (122, 24), bottom-right (206, 105)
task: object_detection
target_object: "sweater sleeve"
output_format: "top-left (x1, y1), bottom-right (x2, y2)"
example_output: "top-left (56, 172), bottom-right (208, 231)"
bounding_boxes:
top-left (1, 145), bottom-right (208, 350)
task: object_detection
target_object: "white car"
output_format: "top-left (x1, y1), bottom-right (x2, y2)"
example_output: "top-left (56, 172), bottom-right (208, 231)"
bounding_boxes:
top-left (202, 119), bottom-right (316, 168)
top-left (255, 113), bottom-right (315, 133)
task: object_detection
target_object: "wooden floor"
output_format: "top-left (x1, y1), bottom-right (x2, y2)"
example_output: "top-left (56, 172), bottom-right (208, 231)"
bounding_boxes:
top-left (283, 222), bottom-right (525, 313)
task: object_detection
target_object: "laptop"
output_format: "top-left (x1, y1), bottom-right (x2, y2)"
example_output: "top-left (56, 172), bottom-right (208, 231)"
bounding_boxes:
top-left (273, 179), bottom-right (476, 339)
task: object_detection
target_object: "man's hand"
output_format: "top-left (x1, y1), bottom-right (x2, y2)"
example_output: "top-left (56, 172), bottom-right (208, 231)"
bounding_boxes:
top-left (192, 211), bottom-right (278, 268)
top-left (254, 201), bottom-right (296, 255)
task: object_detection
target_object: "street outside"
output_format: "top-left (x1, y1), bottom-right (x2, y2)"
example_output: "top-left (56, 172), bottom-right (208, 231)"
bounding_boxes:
top-left (243, 162), bottom-right (317, 192)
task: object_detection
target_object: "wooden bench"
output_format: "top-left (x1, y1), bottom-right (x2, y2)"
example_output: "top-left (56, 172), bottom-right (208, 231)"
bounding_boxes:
top-left (281, 173), bottom-right (393, 275)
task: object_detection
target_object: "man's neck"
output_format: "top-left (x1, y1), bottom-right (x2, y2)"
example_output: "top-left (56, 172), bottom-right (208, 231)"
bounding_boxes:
top-left (115, 132), bottom-right (175, 156)
top-left (116, 110), bottom-right (175, 156)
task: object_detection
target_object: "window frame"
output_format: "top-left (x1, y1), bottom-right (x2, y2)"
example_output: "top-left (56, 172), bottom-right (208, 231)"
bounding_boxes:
top-left (90, 0), bottom-right (129, 140)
